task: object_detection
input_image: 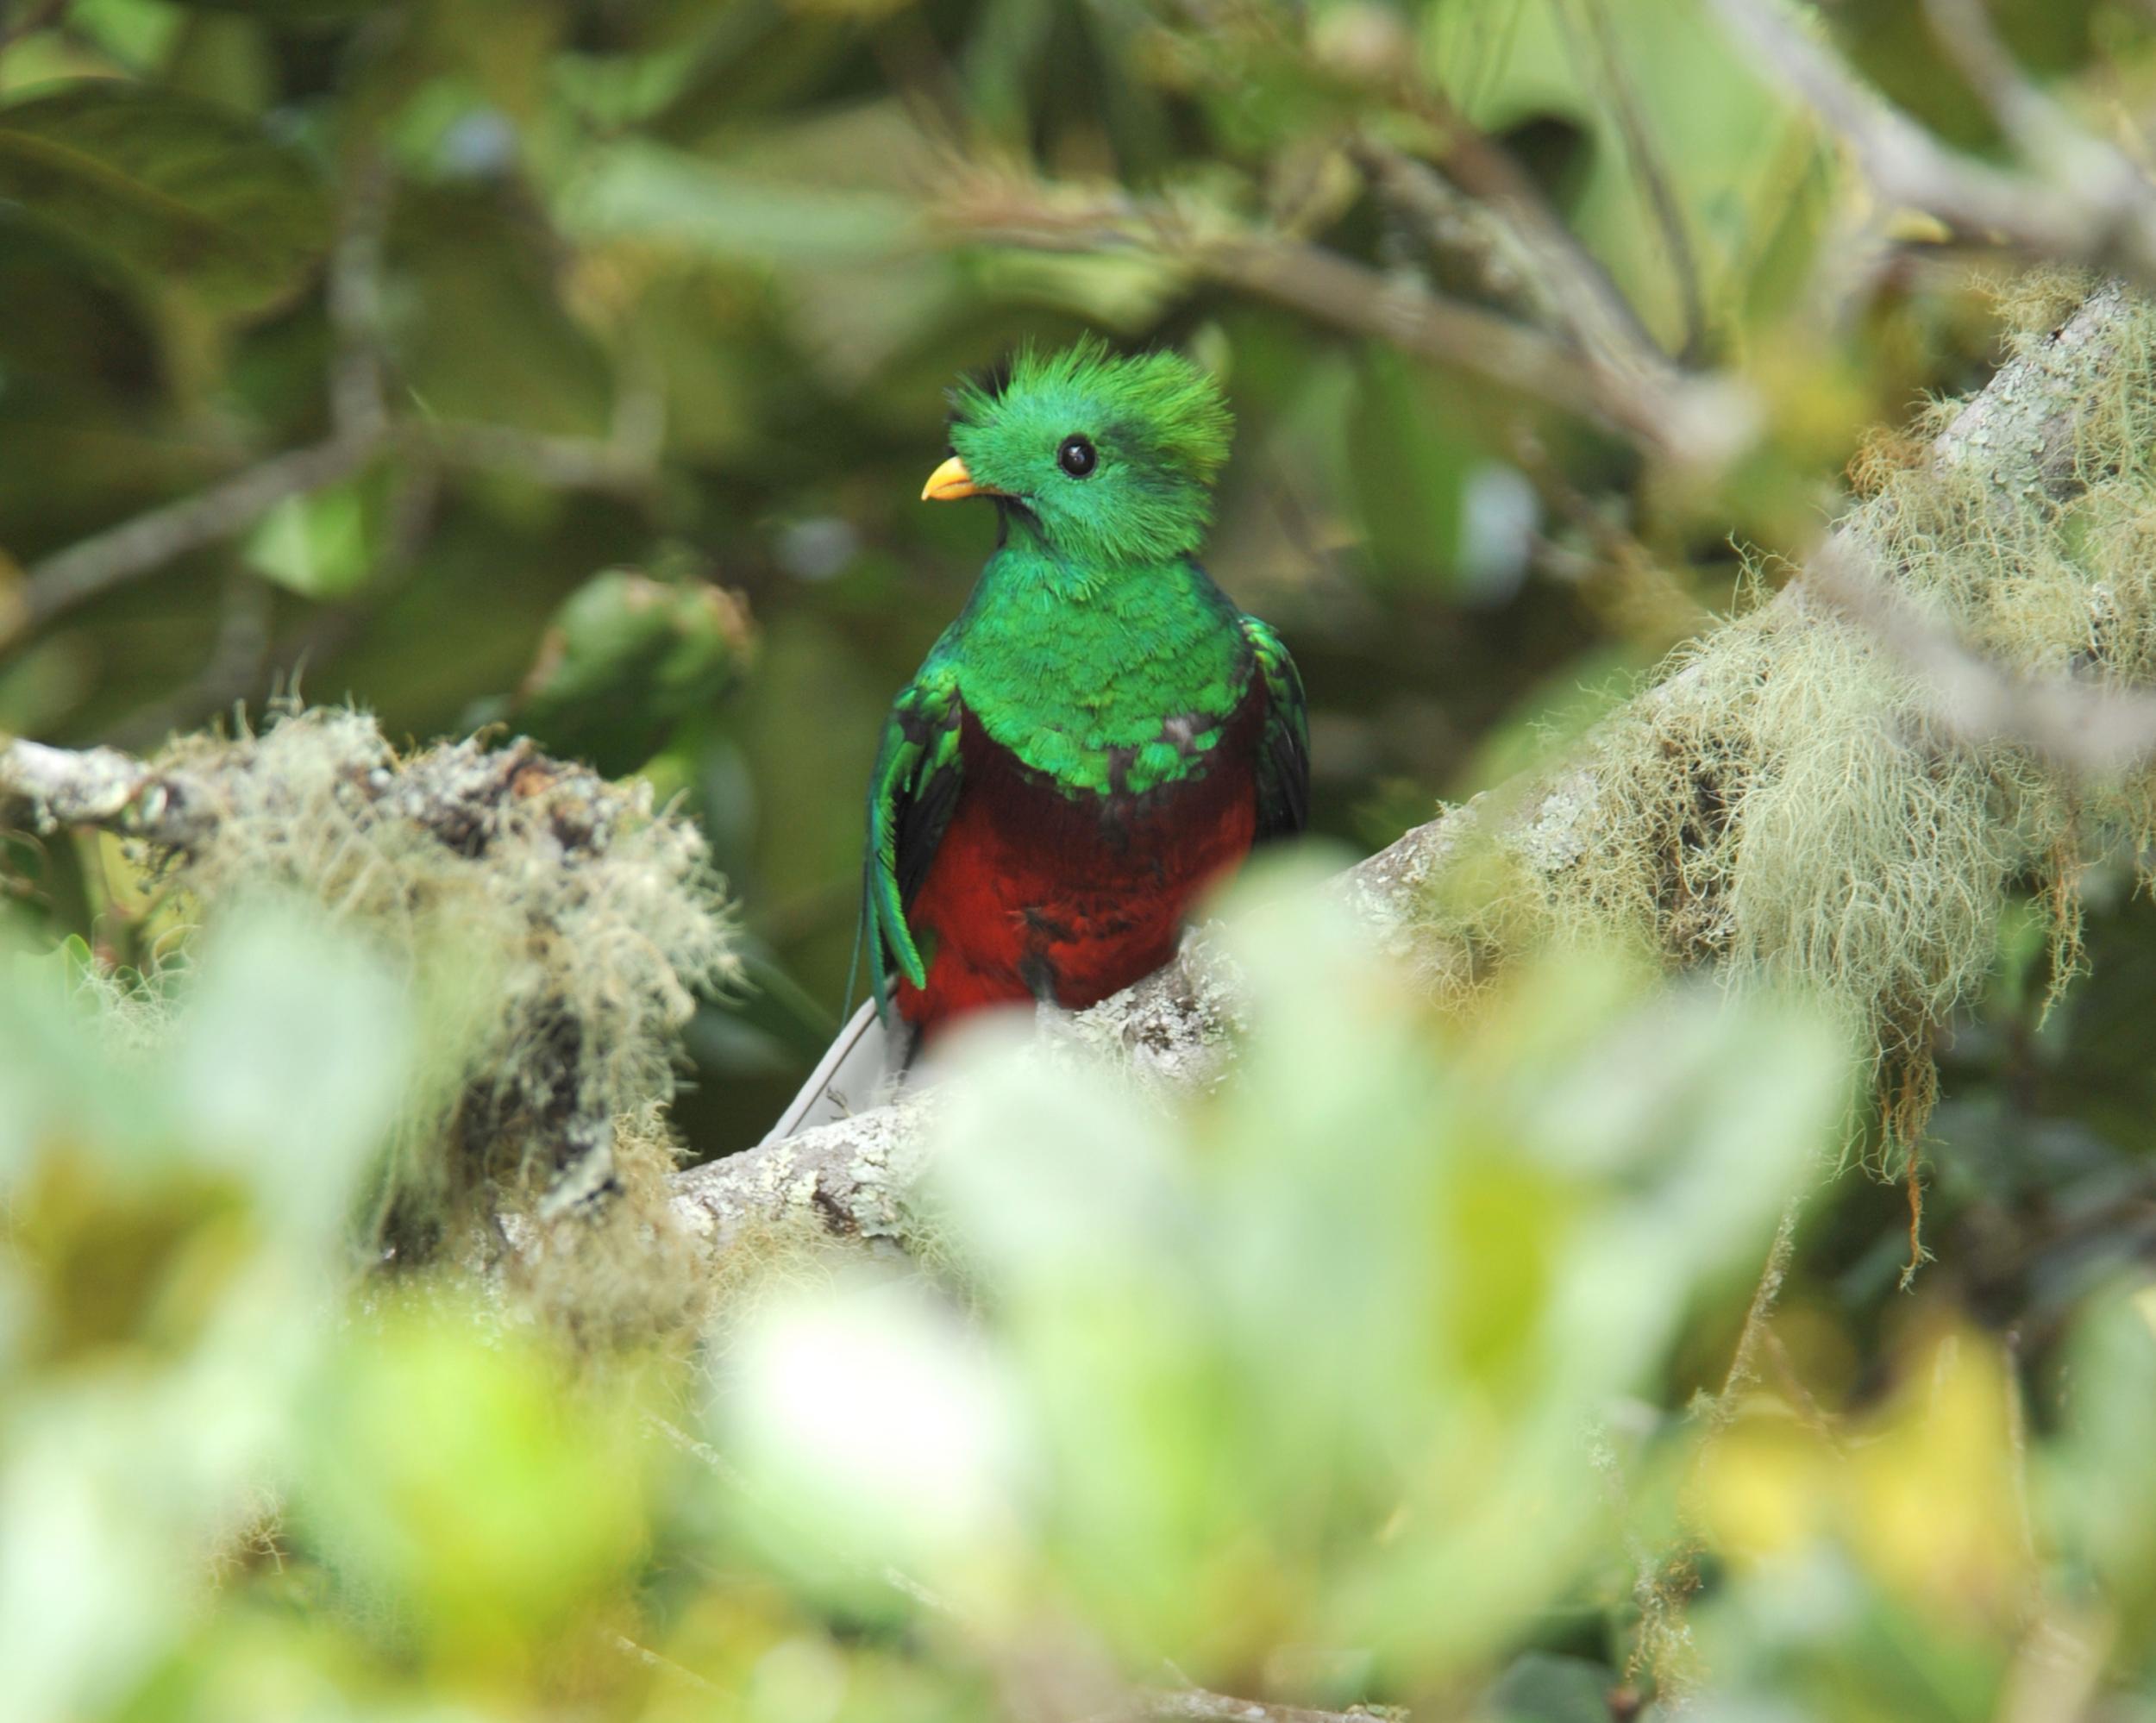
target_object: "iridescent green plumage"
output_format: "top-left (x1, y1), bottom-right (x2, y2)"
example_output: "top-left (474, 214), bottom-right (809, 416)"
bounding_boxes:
top-left (865, 340), bottom-right (1308, 1028)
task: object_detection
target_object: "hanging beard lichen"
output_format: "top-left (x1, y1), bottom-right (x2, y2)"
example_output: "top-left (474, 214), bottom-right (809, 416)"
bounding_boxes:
top-left (1409, 274), bottom-right (2156, 1163)
top-left (113, 705), bottom-right (736, 1286)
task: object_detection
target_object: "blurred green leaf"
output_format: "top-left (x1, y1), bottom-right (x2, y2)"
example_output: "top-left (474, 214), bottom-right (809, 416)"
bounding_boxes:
top-left (559, 138), bottom-right (915, 266)
top-left (508, 566), bottom-right (755, 776)
top-left (0, 82), bottom-right (329, 314)
top-left (298, 1303), bottom-right (652, 1667)
top-left (242, 479), bottom-right (373, 598)
top-left (163, 0), bottom-right (392, 17)
top-left (1483, 1652), bottom-right (1620, 1723)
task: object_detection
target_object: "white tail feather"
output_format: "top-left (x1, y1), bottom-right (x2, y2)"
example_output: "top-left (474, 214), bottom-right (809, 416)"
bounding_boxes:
top-left (759, 999), bottom-right (893, 1144)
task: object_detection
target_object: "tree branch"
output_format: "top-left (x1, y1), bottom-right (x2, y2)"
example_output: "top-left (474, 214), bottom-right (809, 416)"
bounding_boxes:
top-left (3, 285), bottom-right (2144, 1272)
top-left (21, 434), bottom-right (382, 630)
top-left (1134, 1689), bottom-right (1407, 1723)
top-left (1711, 0), bottom-right (2156, 286)
top-left (680, 277), bottom-right (2147, 1252)
top-left (936, 174), bottom-right (1755, 468)
top-left (13, 154), bottom-right (662, 636)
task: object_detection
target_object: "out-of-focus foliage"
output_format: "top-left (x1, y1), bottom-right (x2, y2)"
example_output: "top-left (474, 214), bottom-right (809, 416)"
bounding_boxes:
top-left (3, 875), bottom-right (2155, 1720)
top-left (6, 1), bottom-right (2156, 1720)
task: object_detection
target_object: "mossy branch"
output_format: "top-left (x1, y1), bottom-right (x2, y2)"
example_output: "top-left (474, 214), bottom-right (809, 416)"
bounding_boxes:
top-left (699, 276), bottom-right (2156, 1250)
top-left (0, 710), bottom-right (735, 1255)
top-left (8, 282), bottom-right (2152, 1264)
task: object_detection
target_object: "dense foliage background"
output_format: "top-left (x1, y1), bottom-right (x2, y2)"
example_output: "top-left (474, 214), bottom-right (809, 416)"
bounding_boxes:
top-left (5, 1), bottom-right (2156, 1720)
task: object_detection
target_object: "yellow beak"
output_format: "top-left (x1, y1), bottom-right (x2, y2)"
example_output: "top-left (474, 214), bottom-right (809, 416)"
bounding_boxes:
top-left (921, 454), bottom-right (1002, 502)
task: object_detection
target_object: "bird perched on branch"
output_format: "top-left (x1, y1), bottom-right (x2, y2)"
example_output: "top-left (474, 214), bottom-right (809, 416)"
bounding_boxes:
top-left (766, 339), bottom-right (1306, 1138)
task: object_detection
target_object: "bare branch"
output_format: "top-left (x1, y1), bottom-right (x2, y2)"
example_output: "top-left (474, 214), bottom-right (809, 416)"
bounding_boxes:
top-left (1712, 0), bottom-right (2156, 285)
top-left (1919, 0), bottom-right (2101, 171)
top-left (1367, 103), bottom-right (1667, 371)
top-left (424, 418), bottom-right (661, 499)
top-left (327, 152), bottom-right (393, 446)
top-left (939, 175), bottom-right (1756, 468)
top-left (1349, 132), bottom-right (1689, 395)
top-left (20, 434), bottom-right (381, 630)
top-left (14, 150), bottom-right (661, 635)
top-left (1796, 536), bottom-right (2156, 774)
top-left (1134, 1689), bottom-right (1407, 1723)
top-left (17, 156), bottom-right (397, 632)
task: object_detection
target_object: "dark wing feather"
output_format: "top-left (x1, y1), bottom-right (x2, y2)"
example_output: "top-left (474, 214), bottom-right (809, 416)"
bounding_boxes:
top-left (1241, 616), bottom-right (1309, 842)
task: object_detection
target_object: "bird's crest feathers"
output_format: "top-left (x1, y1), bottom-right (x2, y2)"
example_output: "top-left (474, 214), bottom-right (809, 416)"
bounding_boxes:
top-left (942, 336), bottom-right (1234, 565)
top-left (949, 336), bottom-right (1232, 486)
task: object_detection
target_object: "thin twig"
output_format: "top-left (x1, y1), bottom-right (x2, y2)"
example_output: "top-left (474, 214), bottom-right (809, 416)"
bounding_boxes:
top-left (1349, 121), bottom-right (1682, 400)
top-left (1358, 25), bottom-right (1670, 367)
top-left (1712, 0), bottom-right (2156, 286)
top-left (611, 1632), bottom-right (721, 1695)
top-left (424, 418), bottom-right (660, 498)
top-left (1136, 1689), bottom-right (1407, 1723)
top-left (939, 175), bottom-right (1754, 467)
top-left (1352, 136), bottom-right (1540, 314)
top-left (1921, 0), bottom-right (2096, 170)
top-left (1703, 1194), bottom-right (1806, 1429)
top-left (15, 147), bottom-right (661, 634)
top-left (20, 434), bottom-right (382, 630)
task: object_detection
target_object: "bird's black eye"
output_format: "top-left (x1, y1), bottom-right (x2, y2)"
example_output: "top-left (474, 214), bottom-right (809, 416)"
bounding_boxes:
top-left (1056, 434), bottom-right (1098, 478)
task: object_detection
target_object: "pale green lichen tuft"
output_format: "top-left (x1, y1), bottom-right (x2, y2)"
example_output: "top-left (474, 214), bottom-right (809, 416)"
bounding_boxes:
top-left (129, 705), bottom-right (737, 1263)
top-left (1411, 277), bottom-right (2156, 1157)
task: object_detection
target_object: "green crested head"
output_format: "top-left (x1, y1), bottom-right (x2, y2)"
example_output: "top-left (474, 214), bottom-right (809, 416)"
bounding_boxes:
top-left (923, 337), bottom-right (1232, 567)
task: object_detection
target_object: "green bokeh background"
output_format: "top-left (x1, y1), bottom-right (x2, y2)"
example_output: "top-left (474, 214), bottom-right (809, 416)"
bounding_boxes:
top-left (7, 5), bottom-right (2156, 1718)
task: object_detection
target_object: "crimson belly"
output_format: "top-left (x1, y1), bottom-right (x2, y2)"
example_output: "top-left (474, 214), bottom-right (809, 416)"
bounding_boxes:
top-left (894, 698), bottom-right (1263, 1039)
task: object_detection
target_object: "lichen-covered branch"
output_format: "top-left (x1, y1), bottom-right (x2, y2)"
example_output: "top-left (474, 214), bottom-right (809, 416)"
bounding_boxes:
top-left (6, 284), bottom-right (2149, 1267)
top-left (0, 738), bottom-right (157, 830)
top-left (692, 277), bottom-right (2153, 1249)
top-left (671, 1095), bottom-right (935, 1255)
top-left (0, 710), bottom-right (734, 1246)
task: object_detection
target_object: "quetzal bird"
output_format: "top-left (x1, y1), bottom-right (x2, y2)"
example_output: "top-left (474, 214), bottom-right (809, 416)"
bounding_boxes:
top-left (766, 340), bottom-right (1307, 1137)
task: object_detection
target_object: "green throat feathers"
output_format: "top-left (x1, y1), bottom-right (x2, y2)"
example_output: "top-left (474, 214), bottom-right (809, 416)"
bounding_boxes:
top-left (914, 338), bottom-right (1262, 801)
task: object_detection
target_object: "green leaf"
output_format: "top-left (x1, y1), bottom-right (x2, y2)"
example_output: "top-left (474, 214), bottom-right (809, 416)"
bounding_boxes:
top-left (1484, 1653), bottom-right (1622, 1723)
top-left (68, 0), bottom-right (186, 68)
top-left (512, 567), bottom-right (755, 775)
top-left (0, 81), bottom-right (329, 314)
top-left (243, 479), bottom-right (373, 598)
top-left (160, 0), bottom-right (391, 15)
top-left (559, 137), bottom-right (913, 266)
